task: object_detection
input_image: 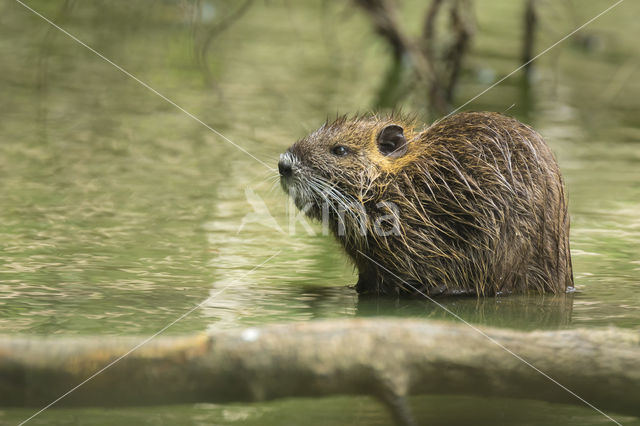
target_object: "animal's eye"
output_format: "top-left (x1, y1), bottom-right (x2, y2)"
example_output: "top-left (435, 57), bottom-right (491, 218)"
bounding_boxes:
top-left (331, 145), bottom-right (349, 156)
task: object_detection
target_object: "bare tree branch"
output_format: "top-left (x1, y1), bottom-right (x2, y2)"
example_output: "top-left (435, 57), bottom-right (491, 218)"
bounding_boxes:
top-left (421, 0), bottom-right (445, 65)
top-left (353, 0), bottom-right (409, 61)
top-left (2, 320), bottom-right (639, 426)
top-left (444, 0), bottom-right (474, 101)
top-left (522, 0), bottom-right (537, 80)
top-left (352, 0), bottom-right (475, 115)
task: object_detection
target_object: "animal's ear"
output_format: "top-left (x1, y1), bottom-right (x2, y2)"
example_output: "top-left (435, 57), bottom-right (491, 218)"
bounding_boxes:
top-left (376, 124), bottom-right (407, 157)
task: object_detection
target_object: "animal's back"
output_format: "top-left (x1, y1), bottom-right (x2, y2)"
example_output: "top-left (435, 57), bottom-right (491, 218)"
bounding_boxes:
top-left (371, 112), bottom-right (573, 295)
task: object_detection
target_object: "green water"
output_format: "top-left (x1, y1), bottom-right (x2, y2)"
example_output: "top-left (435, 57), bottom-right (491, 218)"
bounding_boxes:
top-left (1, 0), bottom-right (639, 424)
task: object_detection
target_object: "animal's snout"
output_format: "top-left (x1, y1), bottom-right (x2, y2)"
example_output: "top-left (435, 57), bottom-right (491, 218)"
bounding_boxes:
top-left (278, 154), bottom-right (293, 178)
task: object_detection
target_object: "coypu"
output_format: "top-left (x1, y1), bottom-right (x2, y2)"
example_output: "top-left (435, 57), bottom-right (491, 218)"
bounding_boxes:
top-left (278, 112), bottom-right (573, 296)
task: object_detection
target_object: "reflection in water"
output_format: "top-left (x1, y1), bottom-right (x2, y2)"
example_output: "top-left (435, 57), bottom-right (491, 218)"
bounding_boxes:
top-left (201, 280), bottom-right (574, 331)
top-left (356, 293), bottom-right (574, 330)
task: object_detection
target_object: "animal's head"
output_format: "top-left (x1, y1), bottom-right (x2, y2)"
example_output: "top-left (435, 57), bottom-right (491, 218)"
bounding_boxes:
top-left (278, 115), bottom-right (418, 220)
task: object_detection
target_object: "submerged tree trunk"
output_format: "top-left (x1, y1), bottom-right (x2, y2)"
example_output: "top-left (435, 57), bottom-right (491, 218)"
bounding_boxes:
top-left (1, 320), bottom-right (639, 425)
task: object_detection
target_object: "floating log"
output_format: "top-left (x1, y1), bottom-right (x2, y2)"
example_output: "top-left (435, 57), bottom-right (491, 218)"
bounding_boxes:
top-left (1, 319), bottom-right (639, 425)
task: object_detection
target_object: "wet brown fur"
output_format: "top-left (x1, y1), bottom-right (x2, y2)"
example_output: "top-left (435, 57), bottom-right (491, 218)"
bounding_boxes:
top-left (281, 112), bottom-right (573, 296)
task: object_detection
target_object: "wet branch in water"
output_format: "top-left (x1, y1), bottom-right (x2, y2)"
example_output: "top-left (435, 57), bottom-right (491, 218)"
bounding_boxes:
top-left (1, 319), bottom-right (639, 426)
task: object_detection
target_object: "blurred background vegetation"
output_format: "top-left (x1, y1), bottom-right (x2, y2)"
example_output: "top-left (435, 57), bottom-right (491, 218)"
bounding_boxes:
top-left (1, 0), bottom-right (639, 424)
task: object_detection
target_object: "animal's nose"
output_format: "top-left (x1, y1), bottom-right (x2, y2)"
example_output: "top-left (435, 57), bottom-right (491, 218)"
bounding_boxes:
top-left (278, 157), bottom-right (293, 177)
